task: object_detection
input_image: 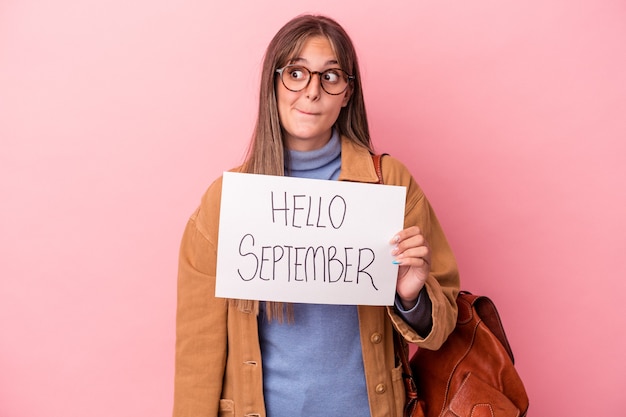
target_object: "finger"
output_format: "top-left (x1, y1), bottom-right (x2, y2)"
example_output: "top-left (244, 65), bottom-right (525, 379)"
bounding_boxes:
top-left (389, 226), bottom-right (421, 244)
top-left (393, 252), bottom-right (430, 268)
top-left (391, 235), bottom-right (427, 256)
top-left (394, 246), bottom-right (429, 260)
top-left (394, 256), bottom-right (430, 268)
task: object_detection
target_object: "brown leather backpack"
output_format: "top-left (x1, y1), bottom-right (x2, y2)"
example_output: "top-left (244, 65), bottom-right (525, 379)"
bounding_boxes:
top-left (409, 292), bottom-right (529, 417)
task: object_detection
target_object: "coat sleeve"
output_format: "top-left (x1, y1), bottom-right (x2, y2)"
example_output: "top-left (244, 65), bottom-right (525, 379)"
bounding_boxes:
top-left (173, 182), bottom-right (228, 417)
top-left (383, 156), bottom-right (460, 350)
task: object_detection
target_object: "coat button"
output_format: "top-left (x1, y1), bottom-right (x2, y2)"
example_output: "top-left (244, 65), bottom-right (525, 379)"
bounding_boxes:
top-left (370, 333), bottom-right (382, 344)
top-left (375, 383), bottom-right (386, 394)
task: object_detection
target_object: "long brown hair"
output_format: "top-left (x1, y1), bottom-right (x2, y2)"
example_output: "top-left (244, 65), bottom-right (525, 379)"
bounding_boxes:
top-left (235, 14), bottom-right (372, 321)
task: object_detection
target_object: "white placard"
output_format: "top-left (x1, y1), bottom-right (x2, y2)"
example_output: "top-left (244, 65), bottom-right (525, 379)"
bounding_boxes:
top-left (215, 172), bottom-right (406, 305)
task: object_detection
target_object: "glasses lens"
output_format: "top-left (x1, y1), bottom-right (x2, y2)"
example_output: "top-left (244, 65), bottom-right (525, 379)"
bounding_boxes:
top-left (320, 69), bottom-right (349, 95)
top-left (281, 66), bottom-right (310, 91)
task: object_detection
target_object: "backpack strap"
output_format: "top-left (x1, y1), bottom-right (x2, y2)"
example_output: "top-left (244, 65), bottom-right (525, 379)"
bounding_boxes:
top-left (371, 153), bottom-right (388, 184)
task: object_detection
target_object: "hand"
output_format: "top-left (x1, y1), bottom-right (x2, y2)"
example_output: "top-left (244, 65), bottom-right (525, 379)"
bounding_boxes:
top-left (391, 226), bottom-right (431, 309)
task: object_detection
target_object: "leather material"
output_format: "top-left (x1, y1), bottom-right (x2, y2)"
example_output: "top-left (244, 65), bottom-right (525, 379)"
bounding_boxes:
top-left (410, 292), bottom-right (529, 417)
top-left (394, 331), bottom-right (426, 417)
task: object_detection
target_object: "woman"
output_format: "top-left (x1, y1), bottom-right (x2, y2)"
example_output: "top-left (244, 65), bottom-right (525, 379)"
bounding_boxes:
top-left (173, 14), bottom-right (459, 417)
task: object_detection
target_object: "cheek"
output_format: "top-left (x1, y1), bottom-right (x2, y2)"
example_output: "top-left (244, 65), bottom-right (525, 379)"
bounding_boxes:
top-left (276, 88), bottom-right (296, 115)
top-left (331, 96), bottom-right (348, 115)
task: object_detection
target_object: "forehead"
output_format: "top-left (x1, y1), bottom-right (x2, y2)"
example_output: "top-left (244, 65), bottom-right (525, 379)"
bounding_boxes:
top-left (289, 35), bottom-right (339, 65)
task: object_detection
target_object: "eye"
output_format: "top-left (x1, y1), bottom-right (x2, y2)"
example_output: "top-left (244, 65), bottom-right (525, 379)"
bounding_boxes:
top-left (322, 70), bottom-right (341, 84)
top-left (287, 67), bottom-right (307, 80)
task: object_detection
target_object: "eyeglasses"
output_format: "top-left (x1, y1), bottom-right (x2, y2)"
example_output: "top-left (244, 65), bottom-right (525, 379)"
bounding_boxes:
top-left (275, 65), bottom-right (355, 95)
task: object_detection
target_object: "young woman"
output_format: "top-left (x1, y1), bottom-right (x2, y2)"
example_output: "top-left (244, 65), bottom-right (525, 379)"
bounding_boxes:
top-left (173, 14), bottom-right (459, 417)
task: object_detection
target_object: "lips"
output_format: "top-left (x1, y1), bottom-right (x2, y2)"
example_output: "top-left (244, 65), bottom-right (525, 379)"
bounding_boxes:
top-left (296, 108), bottom-right (320, 116)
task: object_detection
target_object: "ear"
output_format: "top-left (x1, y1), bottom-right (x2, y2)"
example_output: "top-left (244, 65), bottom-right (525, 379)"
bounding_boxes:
top-left (341, 84), bottom-right (353, 107)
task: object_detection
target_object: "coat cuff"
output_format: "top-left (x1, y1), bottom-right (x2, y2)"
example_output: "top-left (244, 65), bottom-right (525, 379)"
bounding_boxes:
top-left (393, 287), bottom-right (433, 337)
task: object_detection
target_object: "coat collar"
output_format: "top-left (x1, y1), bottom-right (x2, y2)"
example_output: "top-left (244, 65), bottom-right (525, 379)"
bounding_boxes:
top-left (337, 136), bottom-right (380, 183)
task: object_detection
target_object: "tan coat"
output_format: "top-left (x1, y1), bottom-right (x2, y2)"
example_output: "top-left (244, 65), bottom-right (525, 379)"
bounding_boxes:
top-left (173, 137), bottom-right (460, 417)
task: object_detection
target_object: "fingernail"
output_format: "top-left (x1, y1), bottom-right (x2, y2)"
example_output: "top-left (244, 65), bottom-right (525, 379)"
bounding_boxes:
top-left (392, 235), bottom-right (400, 243)
top-left (392, 260), bottom-right (402, 265)
top-left (391, 247), bottom-right (398, 255)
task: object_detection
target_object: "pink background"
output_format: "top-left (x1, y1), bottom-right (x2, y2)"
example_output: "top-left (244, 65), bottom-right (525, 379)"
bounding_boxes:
top-left (1, 1), bottom-right (625, 416)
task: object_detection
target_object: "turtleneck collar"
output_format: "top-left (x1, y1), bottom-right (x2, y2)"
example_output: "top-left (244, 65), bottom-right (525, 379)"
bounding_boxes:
top-left (285, 129), bottom-right (342, 180)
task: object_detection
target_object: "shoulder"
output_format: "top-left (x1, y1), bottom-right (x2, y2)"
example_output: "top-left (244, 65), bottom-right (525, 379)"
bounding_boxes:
top-left (197, 166), bottom-right (245, 210)
top-left (380, 154), bottom-right (425, 200)
top-left (190, 165), bottom-right (244, 241)
top-left (379, 154), bottom-right (411, 181)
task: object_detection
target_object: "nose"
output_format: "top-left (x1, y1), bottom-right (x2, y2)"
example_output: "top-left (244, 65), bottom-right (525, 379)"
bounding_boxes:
top-left (304, 71), bottom-right (322, 100)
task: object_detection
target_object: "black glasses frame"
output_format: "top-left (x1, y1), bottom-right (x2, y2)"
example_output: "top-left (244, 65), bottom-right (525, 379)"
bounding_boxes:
top-left (275, 65), bottom-right (355, 95)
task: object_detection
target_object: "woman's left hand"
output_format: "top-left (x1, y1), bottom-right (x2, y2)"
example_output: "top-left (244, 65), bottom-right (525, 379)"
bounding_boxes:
top-left (391, 226), bottom-right (431, 309)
